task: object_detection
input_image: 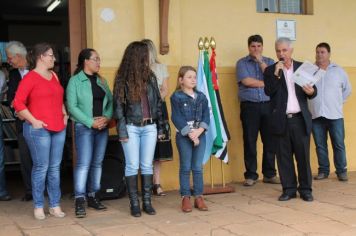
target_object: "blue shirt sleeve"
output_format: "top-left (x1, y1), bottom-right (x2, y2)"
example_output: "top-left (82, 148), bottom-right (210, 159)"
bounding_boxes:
top-left (236, 58), bottom-right (250, 83)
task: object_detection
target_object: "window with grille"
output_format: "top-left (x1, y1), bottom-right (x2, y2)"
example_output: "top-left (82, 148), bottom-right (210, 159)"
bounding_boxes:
top-left (256, 0), bottom-right (313, 14)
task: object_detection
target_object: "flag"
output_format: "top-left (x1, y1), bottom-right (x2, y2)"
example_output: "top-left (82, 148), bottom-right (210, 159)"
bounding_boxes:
top-left (197, 51), bottom-right (216, 164)
top-left (210, 48), bottom-right (230, 163)
top-left (203, 50), bottom-right (223, 156)
top-left (197, 49), bottom-right (225, 164)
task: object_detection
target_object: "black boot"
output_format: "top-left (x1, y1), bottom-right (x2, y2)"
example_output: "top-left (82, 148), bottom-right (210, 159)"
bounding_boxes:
top-left (141, 174), bottom-right (156, 215)
top-left (75, 197), bottom-right (86, 218)
top-left (87, 193), bottom-right (107, 210)
top-left (126, 175), bottom-right (141, 217)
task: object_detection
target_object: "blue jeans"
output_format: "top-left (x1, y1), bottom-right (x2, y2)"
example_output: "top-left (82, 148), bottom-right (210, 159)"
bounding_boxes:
top-left (176, 133), bottom-right (206, 196)
top-left (0, 119), bottom-right (8, 197)
top-left (74, 123), bottom-right (108, 198)
top-left (23, 123), bottom-right (66, 208)
top-left (121, 124), bottom-right (157, 176)
top-left (312, 117), bottom-right (347, 175)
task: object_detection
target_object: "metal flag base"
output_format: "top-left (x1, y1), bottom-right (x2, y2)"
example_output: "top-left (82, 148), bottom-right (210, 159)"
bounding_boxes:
top-left (203, 184), bottom-right (235, 195)
top-left (202, 157), bottom-right (235, 195)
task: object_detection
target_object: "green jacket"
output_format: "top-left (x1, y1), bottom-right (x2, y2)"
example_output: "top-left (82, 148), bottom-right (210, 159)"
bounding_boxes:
top-left (66, 71), bottom-right (113, 128)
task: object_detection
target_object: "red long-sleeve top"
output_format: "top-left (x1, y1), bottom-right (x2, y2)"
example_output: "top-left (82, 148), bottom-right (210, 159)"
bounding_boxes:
top-left (13, 70), bottom-right (65, 132)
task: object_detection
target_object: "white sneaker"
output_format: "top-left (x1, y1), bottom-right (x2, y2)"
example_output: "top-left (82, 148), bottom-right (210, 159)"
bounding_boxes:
top-left (34, 208), bottom-right (46, 220)
top-left (49, 207), bottom-right (66, 218)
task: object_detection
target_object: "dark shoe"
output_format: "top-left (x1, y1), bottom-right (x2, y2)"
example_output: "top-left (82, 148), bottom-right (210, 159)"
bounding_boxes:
top-left (194, 196), bottom-right (208, 211)
top-left (153, 184), bottom-right (167, 196)
top-left (263, 176), bottom-right (281, 184)
top-left (0, 194), bottom-right (11, 201)
top-left (75, 197), bottom-right (86, 218)
top-left (337, 172), bottom-right (348, 182)
top-left (87, 195), bottom-right (107, 210)
top-left (314, 173), bottom-right (328, 180)
top-left (126, 175), bottom-right (141, 217)
top-left (243, 179), bottom-right (256, 187)
top-left (300, 193), bottom-right (314, 202)
top-left (21, 193), bottom-right (33, 201)
top-left (278, 193), bottom-right (297, 201)
top-left (141, 174), bottom-right (156, 215)
top-left (181, 196), bottom-right (192, 213)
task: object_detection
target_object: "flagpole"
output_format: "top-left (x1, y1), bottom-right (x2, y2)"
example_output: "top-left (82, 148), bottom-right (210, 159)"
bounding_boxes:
top-left (198, 37), bottom-right (204, 50)
top-left (198, 36), bottom-right (234, 195)
top-left (202, 37), bottom-right (216, 189)
top-left (210, 157), bottom-right (214, 188)
top-left (211, 36), bottom-right (226, 189)
top-left (221, 160), bottom-right (225, 187)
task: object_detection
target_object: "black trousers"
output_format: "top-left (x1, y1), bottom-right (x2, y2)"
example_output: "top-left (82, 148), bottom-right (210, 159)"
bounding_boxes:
top-left (275, 115), bottom-right (312, 195)
top-left (16, 119), bottom-right (32, 194)
top-left (240, 101), bottom-right (276, 180)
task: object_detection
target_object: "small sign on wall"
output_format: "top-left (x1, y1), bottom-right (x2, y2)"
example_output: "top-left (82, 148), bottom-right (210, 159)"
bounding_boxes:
top-left (100, 8), bottom-right (116, 23)
top-left (276, 20), bottom-right (296, 41)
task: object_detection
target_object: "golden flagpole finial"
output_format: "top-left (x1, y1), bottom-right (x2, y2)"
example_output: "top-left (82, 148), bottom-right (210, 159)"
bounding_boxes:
top-left (210, 37), bottom-right (216, 49)
top-left (198, 37), bottom-right (204, 50)
top-left (203, 37), bottom-right (210, 50)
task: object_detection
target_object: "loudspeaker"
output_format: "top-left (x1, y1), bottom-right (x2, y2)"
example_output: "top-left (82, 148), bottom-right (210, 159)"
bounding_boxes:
top-left (100, 135), bottom-right (126, 200)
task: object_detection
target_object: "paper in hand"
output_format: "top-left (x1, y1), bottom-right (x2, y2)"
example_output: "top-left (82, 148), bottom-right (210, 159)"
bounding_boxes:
top-left (291, 61), bottom-right (326, 87)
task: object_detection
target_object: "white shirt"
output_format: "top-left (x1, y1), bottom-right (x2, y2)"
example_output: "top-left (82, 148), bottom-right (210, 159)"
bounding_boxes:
top-left (19, 68), bottom-right (29, 79)
top-left (151, 63), bottom-right (169, 88)
top-left (308, 63), bottom-right (351, 119)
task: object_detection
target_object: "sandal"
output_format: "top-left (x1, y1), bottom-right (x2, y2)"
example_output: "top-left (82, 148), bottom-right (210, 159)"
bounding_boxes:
top-left (153, 184), bottom-right (167, 196)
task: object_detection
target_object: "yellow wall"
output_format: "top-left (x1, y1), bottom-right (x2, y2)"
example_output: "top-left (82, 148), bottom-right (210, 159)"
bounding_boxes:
top-left (86, 0), bottom-right (356, 190)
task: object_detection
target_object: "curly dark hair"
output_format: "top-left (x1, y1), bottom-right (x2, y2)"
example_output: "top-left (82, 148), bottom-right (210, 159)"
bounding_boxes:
top-left (114, 41), bottom-right (151, 103)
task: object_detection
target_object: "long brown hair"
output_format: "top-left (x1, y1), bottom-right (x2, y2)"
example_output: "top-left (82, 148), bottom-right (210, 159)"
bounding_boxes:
top-left (175, 66), bottom-right (197, 91)
top-left (114, 41), bottom-right (151, 103)
top-left (27, 42), bottom-right (53, 70)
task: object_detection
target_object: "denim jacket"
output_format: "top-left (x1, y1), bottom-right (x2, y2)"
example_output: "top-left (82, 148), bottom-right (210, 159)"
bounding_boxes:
top-left (170, 90), bottom-right (209, 136)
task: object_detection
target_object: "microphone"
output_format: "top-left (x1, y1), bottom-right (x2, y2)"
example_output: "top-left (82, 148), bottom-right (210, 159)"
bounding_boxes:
top-left (278, 58), bottom-right (284, 78)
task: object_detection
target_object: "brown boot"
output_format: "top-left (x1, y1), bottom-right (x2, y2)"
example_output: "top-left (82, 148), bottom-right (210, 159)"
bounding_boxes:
top-left (181, 196), bottom-right (192, 213)
top-left (194, 196), bottom-right (208, 211)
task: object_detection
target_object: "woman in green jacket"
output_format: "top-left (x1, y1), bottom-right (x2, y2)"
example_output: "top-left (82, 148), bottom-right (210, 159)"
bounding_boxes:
top-left (66, 48), bottom-right (113, 218)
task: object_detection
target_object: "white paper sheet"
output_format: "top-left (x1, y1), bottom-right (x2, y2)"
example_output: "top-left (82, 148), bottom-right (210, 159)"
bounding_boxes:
top-left (291, 61), bottom-right (325, 87)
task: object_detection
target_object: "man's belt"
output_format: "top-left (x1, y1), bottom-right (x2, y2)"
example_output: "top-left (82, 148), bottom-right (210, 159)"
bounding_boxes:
top-left (286, 112), bottom-right (302, 119)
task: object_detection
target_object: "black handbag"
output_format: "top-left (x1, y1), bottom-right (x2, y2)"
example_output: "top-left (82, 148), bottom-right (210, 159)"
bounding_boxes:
top-left (154, 101), bottom-right (173, 161)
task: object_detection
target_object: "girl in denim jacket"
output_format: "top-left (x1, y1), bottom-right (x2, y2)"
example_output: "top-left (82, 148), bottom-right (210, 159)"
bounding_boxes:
top-left (170, 66), bottom-right (210, 213)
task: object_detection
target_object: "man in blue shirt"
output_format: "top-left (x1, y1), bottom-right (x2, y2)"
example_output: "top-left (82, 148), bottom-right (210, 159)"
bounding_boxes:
top-left (236, 35), bottom-right (279, 186)
top-left (309, 42), bottom-right (351, 181)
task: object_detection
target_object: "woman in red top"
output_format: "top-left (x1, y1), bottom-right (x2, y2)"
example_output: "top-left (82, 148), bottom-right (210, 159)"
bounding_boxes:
top-left (13, 43), bottom-right (68, 220)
